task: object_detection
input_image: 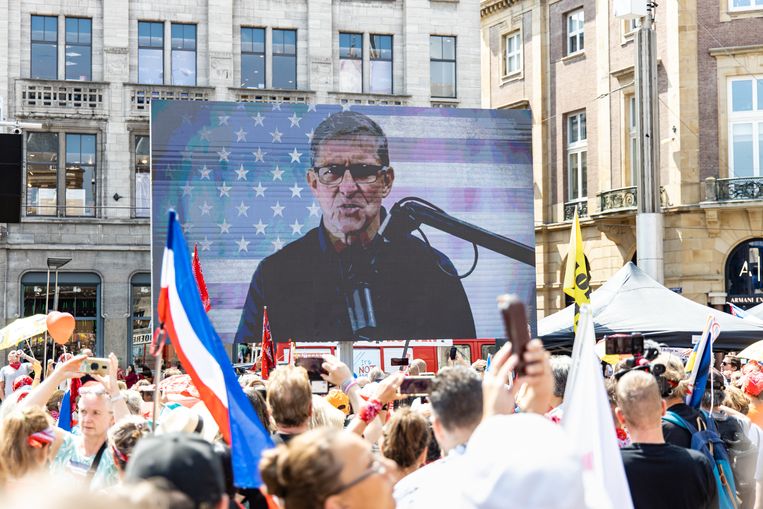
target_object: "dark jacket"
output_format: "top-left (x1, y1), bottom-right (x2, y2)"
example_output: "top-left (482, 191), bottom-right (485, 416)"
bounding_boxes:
top-left (235, 222), bottom-right (475, 342)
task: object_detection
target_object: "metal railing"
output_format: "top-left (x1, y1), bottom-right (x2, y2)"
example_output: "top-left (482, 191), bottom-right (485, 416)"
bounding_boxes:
top-left (17, 79), bottom-right (108, 118)
top-left (126, 84), bottom-right (214, 117)
top-left (328, 91), bottom-right (410, 106)
top-left (563, 200), bottom-right (588, 221)
top-left (706, 176), bottom-right (763, 202)
top-left (232, 88), bottom-right (315, 104)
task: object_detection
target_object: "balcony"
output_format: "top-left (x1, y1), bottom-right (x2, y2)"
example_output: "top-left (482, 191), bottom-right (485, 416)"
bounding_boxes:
top-left (327, 91), bottom-right (411, 106)
top-left (16, 79), bottom-right (108, 119)
top-left (599, 186), bottom-right (637, 213)
top-left (232, 88), bottom-right (316, 104)
top-left (125, 84), bottom-right (214, 118)
top-left (705, 176), bottom-right (763, 202)
top-left (564, 200), bottom-right (588, 221)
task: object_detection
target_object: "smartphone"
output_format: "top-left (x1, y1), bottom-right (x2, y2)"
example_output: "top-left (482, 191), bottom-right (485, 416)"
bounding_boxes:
top-left (498, 294), bottom-right (532, 376)
top-left (605, 334), bottom-right (645, 356)
top-left (449, 347), bottom-right (458, 361)
top-left (79, 357), bottom-right (110, 376)
top-left (390, 357), bottom-right (409, 367)
top-left (398, 376), bottom-right (433, 397)
top-left (295, 356), bottom-right (329, 394)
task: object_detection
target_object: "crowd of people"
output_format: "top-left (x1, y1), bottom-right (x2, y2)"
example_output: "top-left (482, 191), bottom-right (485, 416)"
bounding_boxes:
top-left (0, 341), bottom-right (762, 508)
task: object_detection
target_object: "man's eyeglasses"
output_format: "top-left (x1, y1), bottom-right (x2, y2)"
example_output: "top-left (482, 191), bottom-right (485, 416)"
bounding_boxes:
top-left (312, 164), bottom-right (388, 186)
top-left (328, 458), bottom-right (386, 496)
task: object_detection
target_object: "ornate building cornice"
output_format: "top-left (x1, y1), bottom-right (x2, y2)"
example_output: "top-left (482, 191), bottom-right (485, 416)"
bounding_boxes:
top-left (480, 0), bottom-right (518, 18)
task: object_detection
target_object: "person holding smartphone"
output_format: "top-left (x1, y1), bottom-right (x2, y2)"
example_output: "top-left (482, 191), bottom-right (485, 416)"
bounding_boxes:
top-left (0, 350), bottom-right (36, 400)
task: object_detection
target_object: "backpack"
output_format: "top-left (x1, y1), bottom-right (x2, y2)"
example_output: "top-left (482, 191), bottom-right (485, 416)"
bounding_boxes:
top-left (662, 410), bottom-right (739, 509)
top-left (715, 413), bottom-right (758, 509)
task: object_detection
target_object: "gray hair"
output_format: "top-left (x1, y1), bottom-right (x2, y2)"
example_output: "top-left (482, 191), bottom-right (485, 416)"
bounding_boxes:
top-left (550, 355), bottom-right (572, 398)
top-left (310, 111), bottom-right (389, 167)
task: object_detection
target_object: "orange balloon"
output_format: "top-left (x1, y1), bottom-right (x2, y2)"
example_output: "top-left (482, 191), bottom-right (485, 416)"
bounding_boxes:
top-left (46, 311), bottom-right (75, 345)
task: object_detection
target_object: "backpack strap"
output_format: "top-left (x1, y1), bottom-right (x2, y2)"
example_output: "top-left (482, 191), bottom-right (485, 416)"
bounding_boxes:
top-left (662, 411), bottom-right (697, 433)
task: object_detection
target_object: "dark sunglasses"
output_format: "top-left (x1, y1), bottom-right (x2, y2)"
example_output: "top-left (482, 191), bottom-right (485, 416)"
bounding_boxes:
top-left (312, 164), bottom-right (388, 186)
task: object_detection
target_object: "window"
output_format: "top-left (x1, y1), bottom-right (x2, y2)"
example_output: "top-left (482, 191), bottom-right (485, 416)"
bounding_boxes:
top-left (728, 77), bottom-right (763, 178)
top-left (241, 27), bottom-right (265, 89)
top-left (65, 134), bottom-right (96, 217)
top-left (272, 29), bottom-right (297, 89)
top-left (31, 15), bottom-right (57, 79)
top-left (567, 111), bottom-right (587, 201)
top-left (129, 273), bottom-right (152, 367)
top-left (625, 95), bottom-right (637, 186)
top-left (138, 21), bottom-right (164, 84)
top-left (503, 31), bottom-right (522, 76)
top-left (430, 35), bottom-right (456, 98)
top-left (339, 33), bottom-right (363, 93)
top-left (730, 0), bottom-right (763, 11)
top-left (22, 272), bottom-right (101, 358)
top-left (135, 135), bottom-right (150, 218)
top-left (370, 34), bottom-right (392, 94)
top-left (26, 132), bottom-right (59, 216)
top-left (567, 9), bottom-right (585, 55)
top-left (65, 18), bottom-right (91, 80)
top-left (171, 23), bottom-right (196, 86)
top-left (624, 17), bottom-right (640, 35)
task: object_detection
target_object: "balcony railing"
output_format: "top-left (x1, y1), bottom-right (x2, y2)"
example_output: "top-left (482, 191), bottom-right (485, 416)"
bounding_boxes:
top-left (125, 84), bottom-right (214, 118)
top-left (564, 200), bottom-right (588, 221)
top-left (328, 91), bottom-right (411, 106)
top-left (16, 79), bottom-right (108, 118)
top-left (232, 88), bottom-right (315, 104)
top-left (705, 176), bottom-right (763, 202)
top-left (599, 186), bottom-right (637, 213)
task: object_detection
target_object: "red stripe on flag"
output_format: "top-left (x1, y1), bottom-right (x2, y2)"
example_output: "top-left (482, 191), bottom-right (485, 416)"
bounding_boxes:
top-left (192, 243), bottom-right (211, 312)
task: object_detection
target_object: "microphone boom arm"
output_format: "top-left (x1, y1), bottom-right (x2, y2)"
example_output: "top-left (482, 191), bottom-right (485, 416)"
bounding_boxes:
top-left (380, 199), bottom-right (536, 268)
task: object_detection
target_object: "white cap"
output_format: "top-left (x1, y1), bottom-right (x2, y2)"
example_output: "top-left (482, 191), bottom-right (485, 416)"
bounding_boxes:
top-left (457, 414), bottom-right (585, 509)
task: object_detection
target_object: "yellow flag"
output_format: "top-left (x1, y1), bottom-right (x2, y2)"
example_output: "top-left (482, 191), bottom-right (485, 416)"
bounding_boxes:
top-left (563, 208), bottom-right (591, 331)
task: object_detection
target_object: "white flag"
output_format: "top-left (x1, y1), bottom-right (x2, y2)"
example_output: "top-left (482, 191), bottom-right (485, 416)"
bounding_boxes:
top-left (562, 305), bottom-right (634, 509)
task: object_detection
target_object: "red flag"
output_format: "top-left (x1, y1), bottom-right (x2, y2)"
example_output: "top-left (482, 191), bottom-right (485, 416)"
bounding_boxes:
top-left (261, 307), bottom-right (276, 380)
top-left (192, 243), bottom-right (211, 312)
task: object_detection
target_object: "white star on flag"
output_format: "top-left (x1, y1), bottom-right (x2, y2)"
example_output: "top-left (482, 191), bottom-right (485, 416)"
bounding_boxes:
top-left (253, 219), bottom-right (268, 235)
top-left (253, 147), bottom-right (266, 162)
top-left (289, 148), bottom-right (303, 163)
top-left (199, 166), bottom-right (212, 180)
top-left (235, 165), bottom-right (249, 180)
top-left (182, 222), bottom-right (193, 233)
top-left (252, 112), bottom-right (265, 126)
top-left (272, 237), bottom-right (285, 251)
top-left (218, 115), bottom-right (230, 126)
top-left (289, 113), bottom-right (302, 127)
top-left (182, 183), bottom-right (194, 196)
top-left (289, 183), bottom-right (303, 198)
top-left (199, 201), bottom-right (213, 215)
top-left (306, 129), bottom-right (315, 143)
top-left (270, 128), bottom-right (283, 143)
top-left (199, 237), bottom-right (213, 251)
top-left (290, 219), bottom-right (304, 235)
top-left (253, 182), bottom-right (267, 197)
top-left (236, 201), bottom-right (250, 217)
top-left (271, 166), bottom-right (284, 181)
top-left (200, 126), bottom-right (212, 141)
top-left (307, 104), bottom-right (317, 112)
top-left (182, 114), bottom-right (192, 125)
top-left (272, 102), bottom-right (282, 111)
top-left (307, 202), bottom-right (321, 217)
top-left (218, 147), bottom-right (231, 162)
top-left (218, 182), bottom-right (232, 197)
top-left (236, 236), bottom-right (250, 252)
top-left (218, 218), bottom-right (231, 234)
top-left (235, 128), bottom-right (247, 142)
top-left (271, 201), bottom-right (285, 217)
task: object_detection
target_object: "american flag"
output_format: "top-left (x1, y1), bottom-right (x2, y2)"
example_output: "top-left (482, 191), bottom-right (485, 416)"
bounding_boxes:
top-left (151, 101), bottom-right (535, 342)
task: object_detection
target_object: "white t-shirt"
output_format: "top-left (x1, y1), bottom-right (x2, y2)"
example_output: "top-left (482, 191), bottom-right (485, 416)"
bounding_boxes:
top-left (0, 363), bottom-right (32, 397)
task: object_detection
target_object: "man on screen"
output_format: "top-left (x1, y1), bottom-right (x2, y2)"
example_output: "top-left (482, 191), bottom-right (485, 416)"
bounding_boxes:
top-left (235, 111), bottom-right (475, 342)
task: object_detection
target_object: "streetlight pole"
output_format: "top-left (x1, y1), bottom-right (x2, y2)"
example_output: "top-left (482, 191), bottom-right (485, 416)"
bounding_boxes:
top-left (43, 257), bottom-right (71, 372)
top-left (634, 3), bottom-right (664, 283)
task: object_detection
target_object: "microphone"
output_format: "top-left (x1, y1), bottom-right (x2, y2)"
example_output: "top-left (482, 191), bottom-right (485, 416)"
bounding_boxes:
top-left (340, 247), bottom-right (378, 339)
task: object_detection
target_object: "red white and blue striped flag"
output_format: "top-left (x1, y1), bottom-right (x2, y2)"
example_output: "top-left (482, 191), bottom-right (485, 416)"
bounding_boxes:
top-left (158, 210), bottom-right (273, 487)
top-left (685, 315), bottom-right (721, 408)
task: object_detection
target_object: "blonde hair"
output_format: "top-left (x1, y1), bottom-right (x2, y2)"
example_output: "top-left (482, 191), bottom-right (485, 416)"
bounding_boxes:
top-left (260, 428), bottom-right (345, 509)
top-left (309, 395), bottom-right (346, 430)
top-left (108, 416), bottom-right (151, 470)
top-left (653, 353), bottom-right (690, 399)
top-left (0, 407), bottom-right (52, 478)
top-left (381, 407), bottom-right (430, 469)
top-left (407, 359), bottom-right (427, 376)
top-left (267, 366), bottom-right (312, 427)
top-left (616, 370), bottom-right (662, 429)
top-left (724, 385), bottom-right (751, 415)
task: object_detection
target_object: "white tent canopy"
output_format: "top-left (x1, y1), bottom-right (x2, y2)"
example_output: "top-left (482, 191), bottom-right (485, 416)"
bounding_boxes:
top-left (539, 262), bottom-right (763, 349)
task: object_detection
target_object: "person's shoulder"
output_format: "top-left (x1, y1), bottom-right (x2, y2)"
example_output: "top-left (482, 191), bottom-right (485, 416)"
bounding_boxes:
top-left (663, 442), bottom-right (711, 465)
top-left (392, 233), bottom-right (457, 269)
top-left (257, 228), bottom-right (321, 268)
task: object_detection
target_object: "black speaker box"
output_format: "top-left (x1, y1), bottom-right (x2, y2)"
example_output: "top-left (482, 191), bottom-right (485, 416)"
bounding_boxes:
top-left (0, 134), bottom-right (23, 223)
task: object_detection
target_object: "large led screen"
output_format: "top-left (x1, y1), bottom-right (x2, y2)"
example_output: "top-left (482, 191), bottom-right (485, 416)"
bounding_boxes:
top-left (151, 101), bottom-right (535, 343)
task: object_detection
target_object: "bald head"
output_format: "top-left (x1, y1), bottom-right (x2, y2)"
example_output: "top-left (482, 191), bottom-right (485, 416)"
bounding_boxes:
top-left (616, 370), bottom-right (664, 429)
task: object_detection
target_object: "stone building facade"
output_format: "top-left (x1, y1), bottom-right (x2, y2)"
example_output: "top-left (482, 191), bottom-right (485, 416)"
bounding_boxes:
top-left (0, 0), bottom-right (481, 364)
top-left (481, 0), bottom-right (763, 319)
